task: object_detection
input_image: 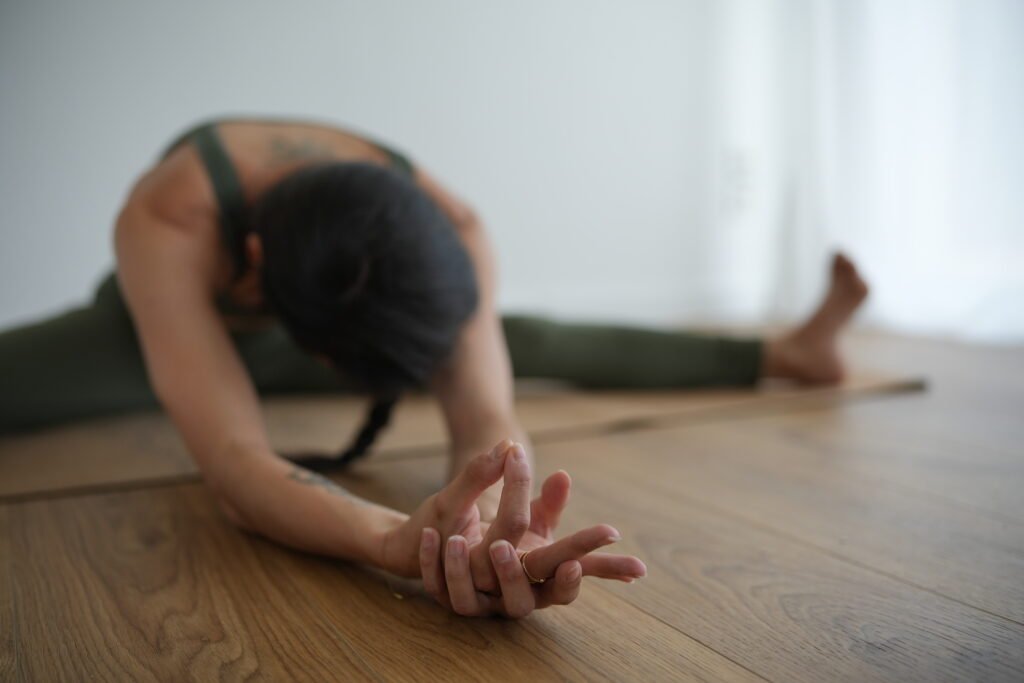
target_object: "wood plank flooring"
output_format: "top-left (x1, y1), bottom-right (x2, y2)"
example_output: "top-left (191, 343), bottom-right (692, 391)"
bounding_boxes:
top-left (364, 453), bottom-right (1024, 683)
top-left (6, 485), bottom-right (760, 682)
top-left (0, 373), bottom-right (917, 501)
top-left (2, 333), bottom-right (1021, 681)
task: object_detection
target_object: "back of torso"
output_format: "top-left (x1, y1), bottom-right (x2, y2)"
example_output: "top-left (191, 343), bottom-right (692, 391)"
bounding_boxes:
top-left (147, 117), bottom-right (414, 322)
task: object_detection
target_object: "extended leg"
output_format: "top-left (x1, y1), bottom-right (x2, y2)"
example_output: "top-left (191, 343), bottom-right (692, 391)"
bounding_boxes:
top-left (502, 253), bottom-right (869, 389)
top-left (0, 273), bottom-right (349, 435)
top-left (0, 274), bottom-right (158, 433)
top-left (501, 316), bottom-right (762, 389)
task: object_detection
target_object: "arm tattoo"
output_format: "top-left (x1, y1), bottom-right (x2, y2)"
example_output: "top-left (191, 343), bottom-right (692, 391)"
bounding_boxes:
top-left (269, 136), bottom-right (334, 163)
top-left (287, 467), bottom-right (367, 505)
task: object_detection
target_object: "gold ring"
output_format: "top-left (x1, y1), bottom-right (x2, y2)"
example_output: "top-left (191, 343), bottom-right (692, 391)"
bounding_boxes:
top-left (518, 549), bottom-right (546, 585)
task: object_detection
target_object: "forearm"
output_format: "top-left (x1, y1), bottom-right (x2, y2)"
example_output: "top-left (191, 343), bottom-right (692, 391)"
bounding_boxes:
top-left (209, 443), bottom-right (408, 567)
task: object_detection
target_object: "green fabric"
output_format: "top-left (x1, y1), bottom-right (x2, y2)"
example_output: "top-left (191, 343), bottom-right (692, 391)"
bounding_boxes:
top-left (374, 142), bottom-right (414, 176)
top-left (160, 117), bottom-right (415, 174)
top-left (501, 315), bottom-right (761, 389)
top-left (0, 274), bottom-right (762, 434)
top-left (0, 274), bottom-right (347, 433)
top-left (0, 120), bottom-right (761, 434)
top-left (190, 124), bottom-right (250, 277)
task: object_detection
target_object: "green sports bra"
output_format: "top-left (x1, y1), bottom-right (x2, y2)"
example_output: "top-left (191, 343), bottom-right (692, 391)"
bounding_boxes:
top-left (162, 118), bottom-right (414, 281)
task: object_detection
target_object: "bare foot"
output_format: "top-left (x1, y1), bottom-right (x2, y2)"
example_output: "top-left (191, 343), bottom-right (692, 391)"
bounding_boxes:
top-left (762, 253), bottom-right (869, 384)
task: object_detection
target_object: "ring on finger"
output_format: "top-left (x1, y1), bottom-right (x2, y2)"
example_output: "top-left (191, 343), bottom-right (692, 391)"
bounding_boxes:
top-left (518, 549), bottom-right (546, 585)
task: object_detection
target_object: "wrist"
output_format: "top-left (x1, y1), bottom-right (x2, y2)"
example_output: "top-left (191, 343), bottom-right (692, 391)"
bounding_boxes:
top-left (371, 510), bottom-right (411, 573)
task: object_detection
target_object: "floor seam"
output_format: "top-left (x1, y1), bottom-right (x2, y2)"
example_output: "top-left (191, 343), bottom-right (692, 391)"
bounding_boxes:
top-left (0, 381), bottom-right (924, 506)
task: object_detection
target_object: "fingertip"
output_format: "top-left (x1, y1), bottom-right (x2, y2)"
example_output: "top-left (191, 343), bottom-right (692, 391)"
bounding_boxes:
top-left (597, 524), bottom-right (622, 542)
top-left (619, 557), bottom-right (647, 578)
top-left (488, 539), bottom-right (514, 564)
top-left (606, 563), bottom-right (648, 582)
top-left (492, 439), bottom-right (514, 459)
top-left (467, 441), bottom-right (511, 478)
top-left (504, 444), bottom-right (532, 479)
top-left (544, 470), bottom-right (571, 493)
top-left (447, 534), bottom-right (467, 558)
top-left (546, 561), bottom-right (584, 607)
top-left (511, 442), bottom-right (527, 462)
top-left (474, 447), bottom-right (504, 473)
top-left (454, 448), bottom-right (508, 500)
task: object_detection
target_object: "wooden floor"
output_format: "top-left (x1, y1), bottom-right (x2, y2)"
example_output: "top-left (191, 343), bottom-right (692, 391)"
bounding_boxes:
top-left (2, 333), bottom-right (1023, 682)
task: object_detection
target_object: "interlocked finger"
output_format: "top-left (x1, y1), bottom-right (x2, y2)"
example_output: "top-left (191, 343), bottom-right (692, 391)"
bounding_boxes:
top-left (489, 541), bottom-right (536, 619)
top-left (436, 440), bottom-right (512, 517)
top-left (482, 443), bottom-right (533, 547)
top-left (444, 535), bottom-right (488, 616)
top-left (419, 528), bottom-right (451, 610)
top-left (535, 560), bottom-right (584, 608)
top-left (519, 524), bottom-right (621, 583)
top-left (470, 442), bottom-right (533, 592)
top-left (578, 552), bottom-right (648, 581)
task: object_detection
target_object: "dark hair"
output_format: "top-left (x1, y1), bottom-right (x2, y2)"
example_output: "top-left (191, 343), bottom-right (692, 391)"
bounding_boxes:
top-left (252, 162), bottom-right (479, 465)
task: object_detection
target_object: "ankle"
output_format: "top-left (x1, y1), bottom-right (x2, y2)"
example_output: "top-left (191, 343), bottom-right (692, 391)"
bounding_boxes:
top-left (760, 339), bottom-right (789, 379)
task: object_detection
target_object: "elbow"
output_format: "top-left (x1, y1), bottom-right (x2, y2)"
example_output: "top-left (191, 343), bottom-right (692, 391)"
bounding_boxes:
top-left (207, 459), bottom-right (252, 531)
top-left (205, 468), bottom-right (249, 529)
top-left (201, 438), bottom-right (271, 532)
top-left (217, 497), bottom-right (252, 530)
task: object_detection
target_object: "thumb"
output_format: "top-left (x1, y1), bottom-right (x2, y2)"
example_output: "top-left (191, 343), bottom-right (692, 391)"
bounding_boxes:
top-left (436, 439), bottom-right (514, 515)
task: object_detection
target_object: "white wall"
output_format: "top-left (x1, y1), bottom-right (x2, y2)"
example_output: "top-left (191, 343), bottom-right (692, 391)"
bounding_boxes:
top-left (0, 0), bottom-right (716, 328)
top-left (5, 1), bottom-right (1021, 342)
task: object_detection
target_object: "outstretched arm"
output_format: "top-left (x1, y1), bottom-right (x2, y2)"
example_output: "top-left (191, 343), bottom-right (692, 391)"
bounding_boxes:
top-left (115, 202), bottom-right (406, 567)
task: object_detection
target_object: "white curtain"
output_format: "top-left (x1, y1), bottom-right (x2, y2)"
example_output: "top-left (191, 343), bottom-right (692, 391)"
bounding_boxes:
top-left (1, 1), bottom-right (1019, 343)
top-left (705, 0), bottom-right (1024, 342)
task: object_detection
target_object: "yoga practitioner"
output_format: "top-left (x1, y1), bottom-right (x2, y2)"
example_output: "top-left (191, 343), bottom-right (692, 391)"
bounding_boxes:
top-left (0, 117), bottom-right (868, 617)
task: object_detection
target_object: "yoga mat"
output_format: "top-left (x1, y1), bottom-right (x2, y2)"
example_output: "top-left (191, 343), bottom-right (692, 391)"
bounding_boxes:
top-left (0, 372), bottom-right (923, 502)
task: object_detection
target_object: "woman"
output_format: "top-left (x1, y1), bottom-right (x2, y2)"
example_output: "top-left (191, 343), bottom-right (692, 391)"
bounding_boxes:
top-left (0, 117), bottom-right (867, 617)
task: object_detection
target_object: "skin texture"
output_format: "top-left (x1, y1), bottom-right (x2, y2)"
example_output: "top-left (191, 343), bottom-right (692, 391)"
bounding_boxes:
top-left (381, 441), bottom-right (646, 580)
top-left (114, 119), bottom-right (645, 617)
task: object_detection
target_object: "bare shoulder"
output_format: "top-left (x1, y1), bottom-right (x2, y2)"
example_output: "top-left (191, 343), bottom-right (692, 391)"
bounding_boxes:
top-left (114, 138), bottom-right (230, 289)
top-left (122, 139), bottom-right (219, 231)
top-left (113, 116), bottom-right (415, 296)
top-left (115, 178), bottom-right (225, 302)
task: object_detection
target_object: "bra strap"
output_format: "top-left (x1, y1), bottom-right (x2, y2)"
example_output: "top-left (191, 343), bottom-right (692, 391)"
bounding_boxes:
top-left (192, 124), bottom-right (250, 278)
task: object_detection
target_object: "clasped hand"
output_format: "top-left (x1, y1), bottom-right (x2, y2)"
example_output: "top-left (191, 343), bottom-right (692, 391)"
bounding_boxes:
top-left (381, 440), bottom-right (646, 618)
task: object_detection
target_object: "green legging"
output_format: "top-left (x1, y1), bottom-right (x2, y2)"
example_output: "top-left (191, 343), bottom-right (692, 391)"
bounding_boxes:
top-left (0, 273), bottom-right (762, 434)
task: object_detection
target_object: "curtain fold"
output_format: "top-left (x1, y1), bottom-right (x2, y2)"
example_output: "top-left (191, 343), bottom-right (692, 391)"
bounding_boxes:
top-left (708, 0), bottom-right (1023, 342)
